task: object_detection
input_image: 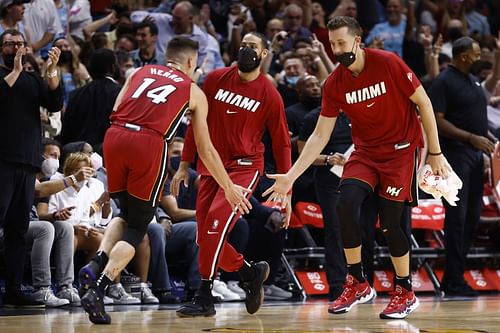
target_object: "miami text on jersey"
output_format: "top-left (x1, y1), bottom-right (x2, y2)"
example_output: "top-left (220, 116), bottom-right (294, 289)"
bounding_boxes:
top-left (345, 81), bottom-right (387, 104)
top-left (214, 88), bottom-right (261, 112)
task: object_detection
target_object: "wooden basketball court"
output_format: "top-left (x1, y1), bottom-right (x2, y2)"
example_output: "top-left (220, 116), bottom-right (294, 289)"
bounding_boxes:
top-left (0, 295), bottom-right (499, 332)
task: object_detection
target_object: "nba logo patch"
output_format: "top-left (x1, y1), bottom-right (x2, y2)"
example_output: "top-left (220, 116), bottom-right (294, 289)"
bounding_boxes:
top-left (212, 219), bottom-right (219, 230)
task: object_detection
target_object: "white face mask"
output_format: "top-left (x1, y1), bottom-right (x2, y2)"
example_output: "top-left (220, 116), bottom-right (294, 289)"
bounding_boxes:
top-left (91, 152), bottom-right (103, 170)
top-left (41, 158), bottom-right (59, 177)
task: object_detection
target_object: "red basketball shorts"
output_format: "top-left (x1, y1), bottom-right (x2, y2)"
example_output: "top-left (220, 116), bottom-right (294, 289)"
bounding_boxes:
top-left (103, 126), bottom-right (168, 203)
top-left (341, 147), bottom-right (418, 203)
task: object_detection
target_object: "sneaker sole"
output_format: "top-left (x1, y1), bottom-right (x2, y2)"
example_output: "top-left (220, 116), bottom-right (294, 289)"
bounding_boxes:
top-left (358, 287), bottom-right (376, 304)
top-left (81, 294), bottom-right (111, 324)
top-left (328, 299), bottom-right (358, 314)
top-left (379, 296), bottom-right (420, 319)
top-left (176, 310), bottom-right (216, 318)
top-left (78, 266), bottom-right (97, 298)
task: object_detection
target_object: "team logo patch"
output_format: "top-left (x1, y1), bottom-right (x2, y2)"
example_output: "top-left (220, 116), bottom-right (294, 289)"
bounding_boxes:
top-left (212, 219), bottom-right (219, 230)
top-left (386, 186), bottom-right (403, 197)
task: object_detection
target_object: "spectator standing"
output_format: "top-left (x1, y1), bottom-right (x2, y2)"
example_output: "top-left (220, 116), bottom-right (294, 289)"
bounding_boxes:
top-left (130, 19), bottom-right (165, 68)
top-left (0, 28), bottom-right (62, 307)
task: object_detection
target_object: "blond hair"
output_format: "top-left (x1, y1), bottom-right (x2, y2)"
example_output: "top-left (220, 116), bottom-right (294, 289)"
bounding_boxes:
top-left (63, 152), bottom-right (91, 176)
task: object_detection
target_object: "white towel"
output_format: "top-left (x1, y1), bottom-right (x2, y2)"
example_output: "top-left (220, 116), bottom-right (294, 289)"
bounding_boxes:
top-left (417, 164), bottom-right (463, 206)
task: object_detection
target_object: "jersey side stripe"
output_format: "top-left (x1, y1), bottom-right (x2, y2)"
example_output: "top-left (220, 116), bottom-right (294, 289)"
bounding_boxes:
top-left (164, 101), bottom-right (189, 141)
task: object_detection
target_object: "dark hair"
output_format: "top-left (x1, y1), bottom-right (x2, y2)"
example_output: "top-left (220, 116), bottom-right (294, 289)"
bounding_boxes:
top-left (0, 28), bottom-right (25, 45)
top-left (438, 53), bottom-right (451, 65)
top-left (135, 19), bottom-right (159, 36)
top-left (91, 32), bottom-right (109, 50)
top-left (244, 31), bottom-right (268, 50)
top-left (452, 36), bottom-right (477, 58)
top-left (42, 138), bottom-right (61, 150)
top-left (327, 16), bottom-right (362, 37)
top-left (117, 33), bottom-right (137, 50)
top-left (89, 48), bottom-right (117, 79)
top-left (166, 36), bottom-right (199, 60)
top-left (24, 54), bottom-right (41, 73)
top-left (470, 60), bottom-right (493, 76)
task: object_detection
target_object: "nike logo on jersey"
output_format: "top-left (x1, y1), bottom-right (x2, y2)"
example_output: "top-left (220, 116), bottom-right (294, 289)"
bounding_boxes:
top-left (345, 81), bottom-right (387, 104)
top-left (366, 102), bottom-right (375, 108)
top-left (214, 89), bottom-right (261, 112)
top-left (226, 109), bottom-right (238, 114)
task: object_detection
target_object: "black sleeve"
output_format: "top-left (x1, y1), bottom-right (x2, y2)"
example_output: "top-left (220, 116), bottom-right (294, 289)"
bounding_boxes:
top-left (298, 110), bottom-right (319, 141)
top-left (40, 76), bottom-right (64, 113)
top-left (427, 76), bottom-right (448, 115)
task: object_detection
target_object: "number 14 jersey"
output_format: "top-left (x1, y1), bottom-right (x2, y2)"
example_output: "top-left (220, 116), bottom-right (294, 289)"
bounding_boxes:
top-left (111, 65), bottom-right (191, 140)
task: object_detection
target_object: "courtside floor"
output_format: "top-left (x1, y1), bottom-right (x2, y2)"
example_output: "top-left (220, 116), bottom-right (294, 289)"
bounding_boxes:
top-left (0, 295), bottom-right (499, 332)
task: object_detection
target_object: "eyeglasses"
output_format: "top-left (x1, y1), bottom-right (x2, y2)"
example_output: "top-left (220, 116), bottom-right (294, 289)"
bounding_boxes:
top-left (2, 41), bottom-right (26, 48)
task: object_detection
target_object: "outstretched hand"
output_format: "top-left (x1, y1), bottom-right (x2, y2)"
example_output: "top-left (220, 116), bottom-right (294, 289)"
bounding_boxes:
top-left (224, 183), bottom-right (252, 214)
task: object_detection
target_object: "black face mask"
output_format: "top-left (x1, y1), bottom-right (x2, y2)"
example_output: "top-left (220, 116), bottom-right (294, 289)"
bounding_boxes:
top-left (169, 155), bottom-right (181, 171)
top-left (447, 28), bottom-right (463, 41)
top-left (300, 95), bottom-right (321, 109)
top-left (2, 53), bottom-right (25, 69)
top-left (336, 40), bottom-right (357, 68)
top-left (58, 50), bottom-right (73, 64)
top-left (237, 47), bottom-right (261, 73)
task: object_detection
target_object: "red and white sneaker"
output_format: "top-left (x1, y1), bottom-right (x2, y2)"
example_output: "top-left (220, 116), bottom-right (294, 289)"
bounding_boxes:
top-left (379, 285), bottom-right (419, 319)
top-left (328, 275), bottom-right (376, 314)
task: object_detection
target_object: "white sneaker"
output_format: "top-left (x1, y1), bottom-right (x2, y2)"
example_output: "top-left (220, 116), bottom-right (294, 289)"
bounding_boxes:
top-left (213, 279), bottom-right (243, 301)
top-left (140, 282), bottom-right (159, 304)
top-left (227, 280), bottom-right (246, 300)
top-left (56, 286), bottom-right (81, 306)
top-left (31, 287), bottom-right (70, 307)
top-left (107, 283), bottom-right (141, 305)
top-left (103, 295), bottom-right (114, 305)
top-left (263, 284), bottom-right (292, 300)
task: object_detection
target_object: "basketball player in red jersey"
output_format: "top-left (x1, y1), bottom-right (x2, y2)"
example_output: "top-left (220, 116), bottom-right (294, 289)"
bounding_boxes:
top-left (173, 32), bottom-right (292, 317)
top-left (264, 16), bottom-right (451, 319)
top-left (78, 37), bottom-right (251, 325)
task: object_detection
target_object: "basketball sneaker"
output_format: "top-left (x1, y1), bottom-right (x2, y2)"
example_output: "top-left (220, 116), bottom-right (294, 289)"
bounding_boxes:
top-left (328, 275), bottom-right (375, 314)
top-left (379, 285), bottom-right (419, 319)
top-left (239, 261), bottom-right (270, 314)
top-left (78, 261), bottom-right (100, 297)
top-left (81, 287), bottom-right (111, 324)
top-left (176, 293), bottom-right (216, 317)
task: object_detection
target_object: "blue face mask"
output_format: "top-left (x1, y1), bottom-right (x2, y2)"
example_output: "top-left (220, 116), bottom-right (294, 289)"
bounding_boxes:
top-left (286, 75), bottom-right (300, 87)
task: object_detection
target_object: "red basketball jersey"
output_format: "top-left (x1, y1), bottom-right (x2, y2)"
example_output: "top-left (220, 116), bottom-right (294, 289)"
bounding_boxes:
top-left (321, 48), bottom-right (423, 154)
top-left (111, 65), bottom-right (191, 140)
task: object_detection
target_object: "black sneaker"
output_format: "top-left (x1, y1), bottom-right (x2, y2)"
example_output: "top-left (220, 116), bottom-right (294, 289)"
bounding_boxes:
top-left (239, 261), bottom-right (270, 314)
top-left (2, 290), bottom-right (45, 308)
top-left (154, 291), bottom-right (182, 304)
top-left (176, 294), bottom-right (216, 317)
top-left (81, 287), bottom-right (111, 324)
top-left (442, 281), bottom-right (479, 297)
top-left (78, 261), bottom-right (100, 297)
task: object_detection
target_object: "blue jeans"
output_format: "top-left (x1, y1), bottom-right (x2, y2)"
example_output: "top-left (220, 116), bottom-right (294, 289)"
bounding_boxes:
top-left (147, 221), bottom-right (200, 291)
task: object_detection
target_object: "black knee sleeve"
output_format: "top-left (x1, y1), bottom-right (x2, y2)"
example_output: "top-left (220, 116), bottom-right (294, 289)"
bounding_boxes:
top-left (121, 194), bottom-right (156, 248)
top-left (337, 182), bottom-right (371, 249)
top-left (378, 198), bottom-right (409, 258)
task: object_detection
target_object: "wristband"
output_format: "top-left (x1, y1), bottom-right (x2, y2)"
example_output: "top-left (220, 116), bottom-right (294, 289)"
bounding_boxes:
top-left (63, 178), bottom-right (69, 188)
top-left (69, 174), bottom-right (77, 186)
top-left (47, 70), bottom-right (57, 78)
top-left (428, 151), bottom-right (442, 156)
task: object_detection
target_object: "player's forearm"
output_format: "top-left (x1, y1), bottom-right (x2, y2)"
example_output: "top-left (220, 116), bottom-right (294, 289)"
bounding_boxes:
top-left (198, 145), bottom-right (233, 191)
top-left (288, 124), bottom-right (331, 181)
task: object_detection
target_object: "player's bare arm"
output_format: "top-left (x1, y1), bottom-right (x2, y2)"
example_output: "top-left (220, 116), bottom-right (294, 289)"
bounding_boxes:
top-left (189, 82), bottom-right (252, 214)
top-left (170, 160), bottom-right (190, 197)
top-left (264, 114), bottom-right (337, 200)
top-left (112, 68), bottom-right (139, 112)
top-left (410, 85), bottom-right (451, 177)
